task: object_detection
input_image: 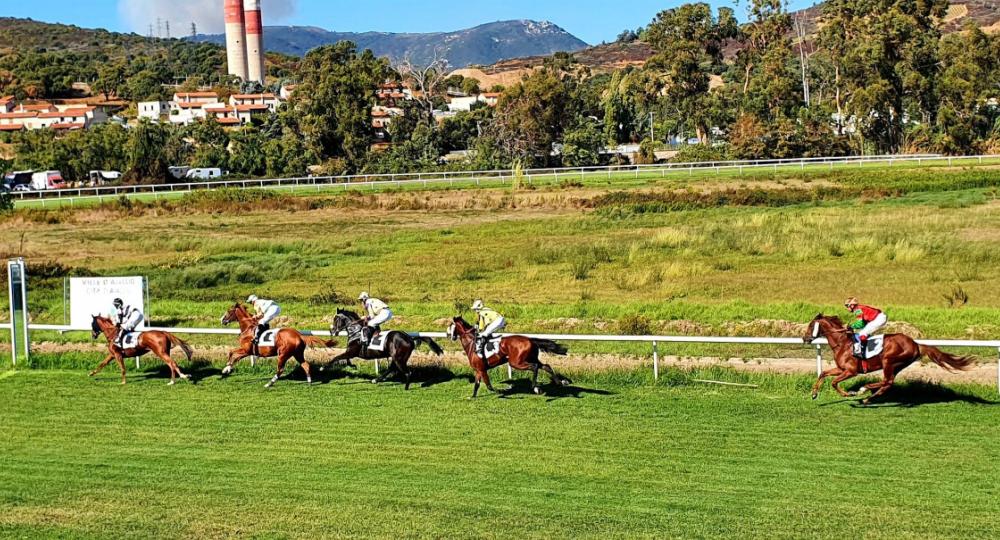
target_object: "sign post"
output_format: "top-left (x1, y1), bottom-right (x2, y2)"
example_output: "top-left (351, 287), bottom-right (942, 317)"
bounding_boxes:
top-left (7, 258), bottom-right (29, 366)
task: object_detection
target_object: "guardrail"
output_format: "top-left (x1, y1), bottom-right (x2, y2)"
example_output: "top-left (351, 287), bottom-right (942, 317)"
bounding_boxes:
top-left (8, 324), bottom-right (1000, 393)
top-left (15, 152), bottom-right (996, 207)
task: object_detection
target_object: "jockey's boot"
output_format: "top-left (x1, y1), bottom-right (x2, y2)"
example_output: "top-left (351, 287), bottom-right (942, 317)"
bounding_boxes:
top-left (476, 337), bottom-right (486, 358)
top-left (852, 340), bottom-right (864, 359)
top-left (361, 326), bottom-right (373, 347)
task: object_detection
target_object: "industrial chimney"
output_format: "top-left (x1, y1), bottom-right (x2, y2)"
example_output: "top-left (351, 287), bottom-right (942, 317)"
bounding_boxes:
top-left (224, 0), bottom-right (249, 81)
top-left (244, 0), bottom-right (266, 84)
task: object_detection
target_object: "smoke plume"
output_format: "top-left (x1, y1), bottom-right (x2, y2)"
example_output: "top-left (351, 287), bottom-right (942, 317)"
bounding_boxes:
top-left (119, 0), bottom-right (297, 35)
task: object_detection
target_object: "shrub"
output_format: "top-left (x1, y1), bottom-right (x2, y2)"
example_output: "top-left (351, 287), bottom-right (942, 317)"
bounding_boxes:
top-left (0, 191), bottom-right (13, 214)
top-left (616, 314), bottom-right (654, 336)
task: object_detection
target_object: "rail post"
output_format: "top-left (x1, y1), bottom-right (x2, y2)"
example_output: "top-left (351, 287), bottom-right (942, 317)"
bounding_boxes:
top-left (996, 347), bottom-right (999, 395)
top-left (653, 341), bottom-right (659, 381)
top-left (507, 364), bottom-right (513, 380)
top-left (816, 345), bottom-right (823, 377)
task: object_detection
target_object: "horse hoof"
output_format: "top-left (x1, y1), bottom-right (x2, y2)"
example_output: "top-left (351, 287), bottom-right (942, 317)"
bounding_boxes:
top-left (168, 381), bottom-right (176, 386)
top-left (533, 386), bottom-right (542, 395)
top-left (371, 379), bottom-right (379, 384)
top-left (857, 387), bottom-right (870, 395)
top-left (561, 378), bottom-right (573, 387)
top-left (306, 378), bottom-right (313, 386)
top-left (811, 393), bottom-right (818, 400)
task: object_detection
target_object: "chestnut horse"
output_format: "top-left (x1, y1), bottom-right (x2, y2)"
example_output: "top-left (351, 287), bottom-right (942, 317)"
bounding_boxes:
top-left (803, 314), bottom-right (974, 404)
top-left (90, 315), bottom-right (193, 385)
top-left (329, 309), bottom-right (444, 390)
top-left (447, 317), bottom-right (572, 398)
top-left (221, 303), bottom-right (336, 388)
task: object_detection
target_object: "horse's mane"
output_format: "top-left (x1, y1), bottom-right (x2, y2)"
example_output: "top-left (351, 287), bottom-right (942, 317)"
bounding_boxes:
top-left (336, 308), bottom-right (361, 320)
top-left (819, 314), bottom-right (845, 327)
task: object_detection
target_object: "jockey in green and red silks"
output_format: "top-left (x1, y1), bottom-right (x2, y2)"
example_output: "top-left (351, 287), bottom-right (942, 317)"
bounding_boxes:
top-left (844, 297), bottom-right (888, 357)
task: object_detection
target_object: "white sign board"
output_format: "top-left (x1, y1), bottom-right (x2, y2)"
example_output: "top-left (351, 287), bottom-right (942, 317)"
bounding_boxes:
top-left (70, 277), bottom-right (146, 330)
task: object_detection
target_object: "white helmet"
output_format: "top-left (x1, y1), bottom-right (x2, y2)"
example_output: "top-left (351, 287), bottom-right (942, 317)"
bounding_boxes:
top-left (358, 292), bottom-right (370, 301)
top-left (471, 300), bottom-right (485, 311)
top-left (247, 295), bottom-right (258, 304)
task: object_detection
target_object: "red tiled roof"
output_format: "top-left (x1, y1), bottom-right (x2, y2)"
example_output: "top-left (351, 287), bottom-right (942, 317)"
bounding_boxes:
top-left (234, 104), bottom-right (269, 112)
top-left (16, 103), bottom-right (53, 112)
top-left (0, 124), bottom-right (24, 131)
top-left (174, 102), bottom-right (205, 109)
top-left (371, 109), bottom-right (390, 117)
top-left (38, 109), bottom-right (90, 119)
top-left (215, 117), bottom-right (242, 125)
top-left (482, 92), bottom-right (502, 98)
top-left (51, 122), bottom-right (86, 130)
top-left (231, 93), bottom-right (276, 100)
top-left (175, 92), bottom-right (218, 98)
top-left (0, 112), bottom-right (38, 119)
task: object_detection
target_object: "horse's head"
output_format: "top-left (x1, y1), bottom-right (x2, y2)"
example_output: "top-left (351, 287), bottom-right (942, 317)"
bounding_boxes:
top-left (803, 314), bottom-right (845, 344)
top-left (447, 316), bottom-right (471, 342)
top-left (91, 315), bottom-right (107, 340)
top-left (221, 303), bottom-right (242, 326)
top-left (331, 309), bottom-right (360, 335)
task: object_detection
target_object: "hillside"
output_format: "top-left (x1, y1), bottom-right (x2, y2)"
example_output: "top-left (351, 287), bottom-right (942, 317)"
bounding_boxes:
top-left (473, 0), bottom-right (1000, 76)
top-left (192, 20), bottom-right (588, 68)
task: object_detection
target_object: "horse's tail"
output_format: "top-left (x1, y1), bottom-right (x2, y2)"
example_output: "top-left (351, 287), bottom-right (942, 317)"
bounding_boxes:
top-left (531, 338), bottom-right (568, 356)
top-left (414, 337), bottom-right (444, 356)
top-left (304, 336), bottom-right (337, 348)
top-left (919, 344), bottom-right (975, 373)
top-left (166, 333), bottom-right (193, 361)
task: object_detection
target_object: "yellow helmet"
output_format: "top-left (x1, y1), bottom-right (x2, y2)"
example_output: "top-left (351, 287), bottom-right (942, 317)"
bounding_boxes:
top-left (844, 297), bottom-right (859, 308)
top-left (472, 300), bottom-right (485, 311)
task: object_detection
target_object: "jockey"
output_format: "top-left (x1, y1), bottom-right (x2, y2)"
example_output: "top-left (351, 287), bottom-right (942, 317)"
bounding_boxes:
top-left (112, 298), bottom-right (144, 349)
top-left (359, 292), bottom-right (392, 345)
top-left (472, 300), bottom-right (506, 358)
top-left (845, 297), bottom-right (888, 358)
top-left (247, 295), bottom-right (281, 344)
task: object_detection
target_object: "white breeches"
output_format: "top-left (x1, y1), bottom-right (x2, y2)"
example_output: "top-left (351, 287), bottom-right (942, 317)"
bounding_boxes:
top-left (259, 305), bottom-right (281, 326)
top-left (121, 311), bottom-right (143, 331)
top-left (859, 313), bottom-right (888, 339)
top-left (481, 317), bottom-right (507, 338)
top-left (368, 309), bottom-right (392, 327)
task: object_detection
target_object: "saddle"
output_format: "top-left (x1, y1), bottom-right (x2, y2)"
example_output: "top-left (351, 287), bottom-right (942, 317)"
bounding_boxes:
top-left (116, 330), bottom-right (142, 350)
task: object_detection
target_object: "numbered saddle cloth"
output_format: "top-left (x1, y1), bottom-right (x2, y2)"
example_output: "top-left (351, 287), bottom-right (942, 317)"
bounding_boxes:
top-left (482, 337), bottom-right (503, 359)
top-left (862, 335), bottom-right (885, 359)
top-left (367, 332), bottom-right (389, 352)
top-left (257, 329), bottom-right (280, 347)
top-left (120, 332), bottom-right (142, 350)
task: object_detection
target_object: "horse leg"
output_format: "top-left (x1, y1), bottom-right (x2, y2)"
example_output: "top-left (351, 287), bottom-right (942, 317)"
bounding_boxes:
top-left (470, 370), bottom-right (483, 399)
top-left (266, 353), bottom-right (290, 389)
top-left (862, 362), bottom-right (901, 405)
top-left (114, 354), bottom-right (127, 385)
top-left (222, 350), bottom-right (249, 376)
top-left (811, 368), bottom-right (843, 400)
top-left (830, 371), bottom-right (859, 398)
top-left (481, 369), bottom-right (500, 396)
top-left (90, 353), bottom-right (115, 377)
top-left (531, 365), bottom-right (541, 394)
top-left (540, 363), bottom-right (572, 387)
top-left (155, 350), bottom-right (186, 385)
top-left (296, 349), bottom-right (313, 385)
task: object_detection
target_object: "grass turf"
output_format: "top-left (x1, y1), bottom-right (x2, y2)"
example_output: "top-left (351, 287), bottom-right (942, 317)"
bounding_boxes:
top-left (0, 366), bottom-right (998, 539)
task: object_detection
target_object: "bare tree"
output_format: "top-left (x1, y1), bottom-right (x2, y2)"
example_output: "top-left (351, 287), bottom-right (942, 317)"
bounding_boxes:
top-left (793, 15), bottom-right (812, 106)
top-left (395, 48), bottom-right (450, 122)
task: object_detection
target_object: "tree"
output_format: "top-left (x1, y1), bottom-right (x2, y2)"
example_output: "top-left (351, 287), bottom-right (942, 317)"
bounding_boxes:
top-left (562, 119), bottom-right (604, 167)
top-left (818, 0), bottom-right (949, 153)
top-left (730, 0), bottom-right (800, 121)
top-left (396, 48), bottom-right (449, 122)
top-left (644, 3), bottom-right (738, 143)
top-left (933, 24), bottom-right (1000, 154)
top-left (485, 69), bottom-right (578, 166)
top-left (94, 61), bottom-right (127, 100)
top-left (125, 120), bottom-right (171, 182)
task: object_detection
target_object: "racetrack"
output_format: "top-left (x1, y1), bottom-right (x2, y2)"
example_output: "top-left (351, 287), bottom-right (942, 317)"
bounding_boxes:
top-left (1, 367), bottom-right (998, 539)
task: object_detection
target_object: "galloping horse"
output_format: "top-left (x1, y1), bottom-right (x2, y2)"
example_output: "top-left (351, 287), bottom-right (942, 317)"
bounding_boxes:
top-left (329, 309), bottom-right (444, 389)
top-left (221, 303), bottom-right (337, 388)
top-left (448, 317), bottom-right (572, 398)
top-left (90, 315), bottom-right (193, 385)
top-left (803, 314), bottom-right (974, 404)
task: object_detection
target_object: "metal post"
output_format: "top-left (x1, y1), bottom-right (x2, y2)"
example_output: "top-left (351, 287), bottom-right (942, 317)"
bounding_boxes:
top-left (374, 358), bottom-right (380, 376)
top-left (996, 347), bottom-right (999, 395)
top-left (18, 259), bottom-right (28, 366)
top-left (6, 261), bottom-right (16, 367)
top-left (816, 345), bottom-right (823, 377)
top-left (653, 341), bottom-right (659, 381)
top-left (507, 363), bottom-right (513, 380)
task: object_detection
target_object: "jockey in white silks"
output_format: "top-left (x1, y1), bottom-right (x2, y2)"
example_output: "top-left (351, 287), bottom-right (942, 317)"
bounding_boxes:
top-left (247, 295), bottom-right (281, 344)
top-left (112, 298), bottom-right (144, 348)
top-left (359, 292), bottom-right (393, 345)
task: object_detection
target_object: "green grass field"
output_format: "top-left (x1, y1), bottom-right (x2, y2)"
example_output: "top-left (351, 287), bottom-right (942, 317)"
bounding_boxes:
top-left (1, 367), bottom-right (998, 539)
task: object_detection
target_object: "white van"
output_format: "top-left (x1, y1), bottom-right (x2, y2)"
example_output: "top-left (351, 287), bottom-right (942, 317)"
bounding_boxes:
top-left (88, 170), bottom-right (121, 185)
top-left (184, 168), bottom-right (225, 180)
top-left (31, 170), bottom-right (67, 191)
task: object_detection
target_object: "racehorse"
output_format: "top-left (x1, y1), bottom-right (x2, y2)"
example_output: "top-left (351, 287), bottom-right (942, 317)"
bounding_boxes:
top-left (221, 303), bottom-right (337, 388)
top-left (447, 317), bottom-right (572, 398)
top-left (329, 309), bottom-right (444, 390)
top-left (803, 314), bottom-right (974, 404)
top-left (90, 315), bottom-right (193, 385)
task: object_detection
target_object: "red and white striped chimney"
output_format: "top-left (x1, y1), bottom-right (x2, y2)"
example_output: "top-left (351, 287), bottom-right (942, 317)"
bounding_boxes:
top-left (244, 0), bottom-right (266, 84)
top-left (224, 0), bottom-right (249, 81)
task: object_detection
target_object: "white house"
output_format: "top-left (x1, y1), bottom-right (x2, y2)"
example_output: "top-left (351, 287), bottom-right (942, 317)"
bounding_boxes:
top-left (229, 93), bottom-right (281, 112)
top-left (138, 101), bottom-right (170, 121)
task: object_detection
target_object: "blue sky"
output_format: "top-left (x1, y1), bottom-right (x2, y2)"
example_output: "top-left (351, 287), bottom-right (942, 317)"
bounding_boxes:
top-left (9, 1), bottom-right (818, 45)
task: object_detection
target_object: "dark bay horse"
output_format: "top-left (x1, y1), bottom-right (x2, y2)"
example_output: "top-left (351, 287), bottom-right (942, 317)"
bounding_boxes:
top-left (90, 315), bottom-right (193, 385)
top-left (221, 303), bottom-right (337, 388)
top-left (803, 314), bottom-right (974, 404)
top-left (329, 309), bottom-right (444, 390)
top-left (448, 317), bottom-right (572, 398)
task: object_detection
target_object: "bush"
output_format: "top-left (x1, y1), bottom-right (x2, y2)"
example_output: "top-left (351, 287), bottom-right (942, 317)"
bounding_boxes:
top-left (616, 314), bottom-right (654, 336)
top-left (0, 191), bottom-right (13, 214)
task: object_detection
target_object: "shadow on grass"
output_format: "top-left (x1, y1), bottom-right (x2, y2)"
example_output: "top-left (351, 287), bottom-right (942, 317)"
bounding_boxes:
top-left (497, 378), bottom-right (616, 401)
top-left (819, 380), bottom-right (1000, 408)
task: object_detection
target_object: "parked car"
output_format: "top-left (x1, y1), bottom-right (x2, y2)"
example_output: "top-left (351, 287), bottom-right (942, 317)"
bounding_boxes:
top-left (168, 166), bottom-right (191, 180)
top-left (184, 168), bottom-right (225, 180)
top-left (30, 171), bottom-right (67, 191)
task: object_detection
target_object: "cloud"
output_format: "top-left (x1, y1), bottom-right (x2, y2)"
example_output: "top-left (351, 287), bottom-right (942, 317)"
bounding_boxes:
top-left (118, 0), bottom-right (297, 35)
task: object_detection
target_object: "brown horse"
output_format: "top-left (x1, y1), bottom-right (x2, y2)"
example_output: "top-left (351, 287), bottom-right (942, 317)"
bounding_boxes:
top-left (447, 317), bottom-right (572, 398)
top-left (803, 314), bottom-right (974, 404)
top-left (90, 315), bottom-right (193, 385)
top-left (221, 303), bottom-right (337, 388)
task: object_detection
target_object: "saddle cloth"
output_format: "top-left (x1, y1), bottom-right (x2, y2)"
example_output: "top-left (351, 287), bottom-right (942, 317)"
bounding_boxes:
top-left (482, 337), bottom-right (502, 359)
top-left (367, 332), bottom-right (389, 352)
top-left (258, 329), bottom-right (280, 347)
top-left (120, 332), bottom-right (142, 350)
top-left (862, 335), bottom-right (885, 359)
